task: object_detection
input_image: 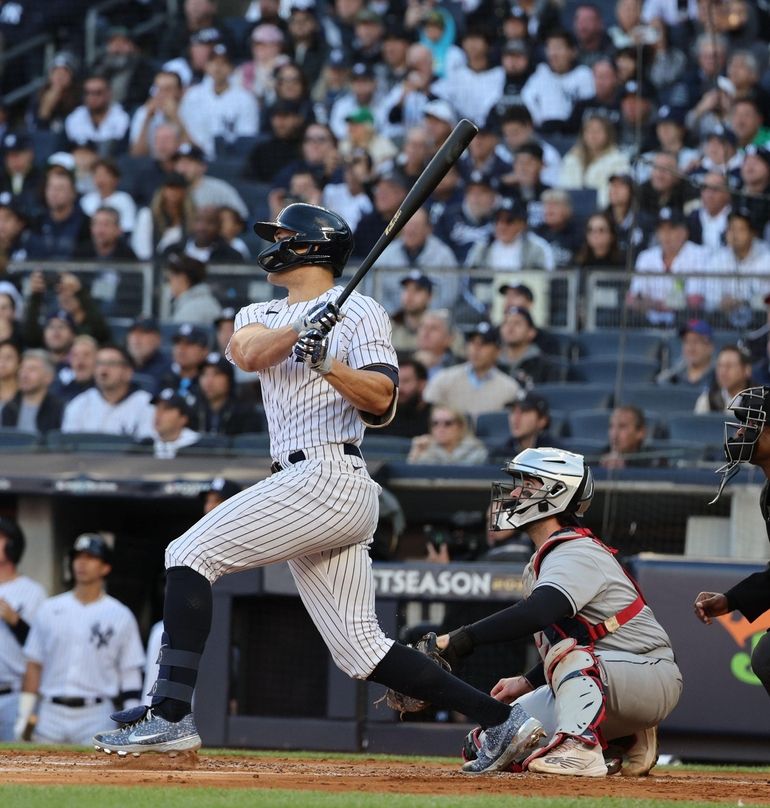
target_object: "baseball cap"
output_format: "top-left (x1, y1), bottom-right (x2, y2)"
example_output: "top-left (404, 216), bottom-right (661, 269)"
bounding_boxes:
top-left (270, 98), bottom-right (304, 117)
top-left (206, 477), bottom-right (242, 501)
top-left (50, 51), bottom-right (78, 73)
top-left (172, 322), bottom-right (209, 346)
top-left (215, 306), bottom-right (236, 326)
top-left (503, 38), bottom-right (529, 56)
top-left (47, 151), bottom-right (77, 173)
top-left (328, 49), bottom-right (349, 69)
top-left (190, 27), bottom-right (222, 45)
top-left (622, 80), bottom-right (654, 101)
top-left (350, 62), bottom-right (375, 80)
top-left (745, 144), bottom-right (770, 169)
top-left (679, 319), bottom-right (713, 340)
top-left (346, 107), bottom-right (374, 125)
top-left (424, 9), bottom-right (445, 28)
top-left (515, 141), bottom-right (544, 161)
top-left (173, 142), bottom-right (207, 163)
top-left (129, 315), bottom-right (160, 333)
top-left (383, 22), bottom-right (413, 42)
top-left (202, 350), bottom-right (234, 378)
top-left (376, 170), bottom-right (409, 189)
top-left (498, 282), bottom-right (534, 301)
top-left (45, 309), bottom-right (76, 330)
top-left (655, 105), bottom-right (686, 127)
top-left (466, 321), bottom-right (500, 345)
top-left (162, 171), bottom-right (188, 188)
top-left (504, 305), bottom-right (534, 328)
top-left (608, 171), bottom-right (633, 185)
top-left (2, 131), bottom-right (32, 152)
top-left (656, 206), bottom-right (688, 228)
top-left (704, 125), bottom-right (737, 147)
top-left (495, 196), bottom-right (528, 221)
top-left (251, 23), bottom-right (285, 44)
top-left (153, 387), bottom-right (196, 420)
top-left (423, 99), bottom-right (457, 126)
top-left (507, 391), bottom-right (549, 417)
top-left (400, 269), bottom-right (433, 291)
top-left (0, 193), bottom-right (29, 222)
top-left (355, 8), bottom-right (382, 24)
top-left (210, 42), bottom-right (231, 60)
top-left (71, 533), bottom-right (113, 564)
top-left (728, 206), bottom-right (756, 229)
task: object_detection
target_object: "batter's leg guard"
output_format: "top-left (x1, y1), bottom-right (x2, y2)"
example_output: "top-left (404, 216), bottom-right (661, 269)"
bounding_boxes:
top-left (525, 639), bottom-right (607, 776)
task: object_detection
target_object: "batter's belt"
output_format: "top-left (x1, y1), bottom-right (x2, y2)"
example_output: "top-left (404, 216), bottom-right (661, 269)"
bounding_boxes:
top-left (271, 443), bottom-right (363, 473)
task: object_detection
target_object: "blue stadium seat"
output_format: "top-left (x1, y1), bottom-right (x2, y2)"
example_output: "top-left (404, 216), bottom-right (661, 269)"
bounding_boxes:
top-left (558, 437), bottom-right (605, 458)
top-left (644, 439), bottom-right (706, 464)
top-left (543, 332), bottom-right (576, 360)
top-left (30, 130), bottom-right (62, 167)
top-left (535, 383), bottom-right (613, 411)
top-left (476, 411), bottom-right (509, 438)
top-left (45, 431), bottom-right (137, 453)
top-left (576, 330), bottom-right (663, 362)
top-left (232, 180), bottom-right (270, 222)
top-left (566, 410), bottom-right (610, 442)
top-left (619, 384), bottom-right (700, 414)
top-left (361, 435), bottom-right (413, 460)
top-left (176, 435), bottom-right (231, 455)
top-left (571, 357), bottom-right (659, 385)
top-left (231, 432), bottom-right (271, 454)
top-left (666, 413), bottom-right (726, 448)
top-left (0, 429), bottom-right (39, 451)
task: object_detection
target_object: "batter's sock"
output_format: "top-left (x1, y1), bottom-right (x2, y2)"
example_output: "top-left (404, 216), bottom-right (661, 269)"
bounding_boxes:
top-left (152, 566), bottom-right (212, 723)
top-left (368, 642), bottom-right (511, 728)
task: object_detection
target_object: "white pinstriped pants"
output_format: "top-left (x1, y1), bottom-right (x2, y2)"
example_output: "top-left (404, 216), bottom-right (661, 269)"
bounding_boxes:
top-left (165, 457), bottom-right (394, 678)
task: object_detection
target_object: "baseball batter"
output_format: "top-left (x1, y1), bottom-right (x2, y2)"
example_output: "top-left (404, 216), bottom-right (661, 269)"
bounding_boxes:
top-left (93, 203), bottom-right (551, 770)
top-left (440, 448), bottom-right (682, 776)
top-left (0, 518), bottom-right (46, 741)
top-left (694, 386), bottom-right (770, 694)
top-left (15, 534), bottom-right (145, 745)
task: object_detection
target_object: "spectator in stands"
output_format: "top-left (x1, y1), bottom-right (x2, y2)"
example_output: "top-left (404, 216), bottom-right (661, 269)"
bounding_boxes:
top-left (50, 273), bottom-right (112, 345)
top-left (377, 358), bottom-right (431, 438)
top-left (407, 406), bottom-right (489, 465)
top-left (25, 307), bottom-right (76, 378)
top-left (575, 211), bottom-right (627, 269)
top-left (604, 172), bottom-right (643, 256)
top-left (0, 340), bottom-right (20, 418)
top-left (637, 106), bottom-right (698, 183)
top-left (534, 189), bottom-right (582, 267)
top-left (730, 97), bottom-right (768, 151)
top-left (490, 392), bottom-right (554, 460)
top-left (727, 51), bottom-right (770, 111)
top-left (494, 39), bottom-right (534, 115)
top-left (521, 29), bottom-right (595, 131)
top-left (380, 44), bottom-right (438, 142)
top-left (0, 133), bottom-right (42, 217)
top-left (173, 143), bottom-right (248, 219)
top-left (684, 171), bottom-right (731, 250)
top-left (380, 22), bottom-right (412, 92)
top-left (0, 290), bottom-right (21, 347)
top-left (219, 207), bottom-right (250, 259)
top-left (498, 306), bottom-right (562, 385)
top-left (321, 149), bottom-right (374, 233)
top-left (76, 206), bottom-right (137, 262)
top-left (0, 197), bottom-right (32, 265)
top-left (426, 164), bottom-right (463, 226)
top-left (688, 127), bottom-right (741, 188)
top-left (66, 142), bottom-right (99, 196)
top-left (391, 270), bottom-right (433, 353)
top-left (151, 387), bottom-right (202, 458)
top-left (164, 323), bottom-right (210, 399)
top-left (377, 206), bottom-right (457, 312)
top-left (412, 8), bottom-right (464, 80)
top-left (198, 352), bottom-right (262, 435)
top-left (287, 5), bottom-right (329, 90)
top-left (312, 49), bottom-right (352, 123)
top-left (26, 51), bottom-right (80, 134)
top-left (501, 142), bottom-right (550, 221)
top-left (466, 197), bottom-right (555, 271)
top-left (637, 151), bottom-right (697, 232)
top-left (694, 345), bottom-right (753, 413)
top-left (203, 477), bottom-right (243, 514)
top-left (573, 2), bottom-right (613, 66)
top-left (339, 107), bottom-right (398, 168)
top-left (422, 98), bottom-right (456, 149)
top-left (163, 27), bottom-right (225, 90)
top-left (350, 8), bottom-right (385, 69)
top-left (631, 209), bottom-right (707, 324)
top-left (329, 62), bottom-right (380, 141)
top-left (433, 29), bottom-right (504, 128)
top-left (159, 0), bottom-right (228, 63)
top-left (457, 123), bottom-right (509, 189)
top-left (50, 334), bottom-right (97, 403)
top-left (285, 169), bottom-right (323, 206)
top-left (164, 253), bottom-right (223, 325)
top-left (264, 61), bottom-right (315, 129)
top-left (61, 345), bottom-right (154, 438)
top-left (180, 44), bottom-right (260, 160)
top-left (353, 170), bottom-right (408, 258)
top-left (434, 175), bottom-right (496, 263)
top-left (600, 405), bottom-right (648, 469)
top-left (27, 168), bottom-right (90, 260)
top-left (657, 319), bottom-right (715, 388)
top-left (0, 350), bottom-right (63, 434)
top-left (64, 73), bottom-right (130, 154)
top-left (558, 113), bottom-right (630, 207)
top-left (129, 71), bottom-right (190, 159)
top-left (234, 24), bottom-right (287, 106)
top-left (413, 309), bottom-right (459, 379)
top-left (132, 172), bottom-right (195, 260)
top-left (424, 322), bottom-right (523, 420)
top-left (92, 27), bottom-right (155, 112)
top-left (125, 316), bottom-right (171, 396)
top-left (171, 205), bottom-right (243, 264)
top-left (735, 146), bottom-right (770, 238)
top-left (498, 105), bottom-right (562, 188)
top-left (79, 160), bottom-right (136, 234)
top-left (683, 34), bottom-right (730, 138)
top-left (566, 57), bottom-right (622, 134)
top-left (246, 100), bottom-right (306, 183)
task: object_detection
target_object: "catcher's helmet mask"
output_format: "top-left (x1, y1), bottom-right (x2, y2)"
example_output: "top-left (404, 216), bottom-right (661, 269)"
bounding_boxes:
top-left (490, 447), bottom-right (594, 531)
top-left (254, 203), bottom-right (354, 278)
top-left (711, 385), bottom-right (770, 503)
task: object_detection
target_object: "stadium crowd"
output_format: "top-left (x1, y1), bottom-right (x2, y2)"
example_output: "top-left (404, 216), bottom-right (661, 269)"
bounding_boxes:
top-left (0, 0), bottom-right (769, 464)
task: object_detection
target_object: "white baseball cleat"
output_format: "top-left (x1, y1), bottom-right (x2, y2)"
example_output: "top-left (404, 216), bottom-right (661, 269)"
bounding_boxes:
top-left (622, 726), bottom-right (658, 776)
top-left (527, 737), bottom-right (609, 777)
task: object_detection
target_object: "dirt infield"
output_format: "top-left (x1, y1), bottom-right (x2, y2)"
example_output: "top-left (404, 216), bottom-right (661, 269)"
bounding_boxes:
top-left (2, 749), bottom-right (770, 802)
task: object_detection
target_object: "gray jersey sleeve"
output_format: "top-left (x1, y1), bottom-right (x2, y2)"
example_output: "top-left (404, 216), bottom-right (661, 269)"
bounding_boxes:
top-left (533, 542), bottom-right (607, 616)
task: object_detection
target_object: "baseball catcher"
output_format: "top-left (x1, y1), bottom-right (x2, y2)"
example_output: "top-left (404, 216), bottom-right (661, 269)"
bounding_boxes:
top-left (437, 448), bottom-right (682, 776)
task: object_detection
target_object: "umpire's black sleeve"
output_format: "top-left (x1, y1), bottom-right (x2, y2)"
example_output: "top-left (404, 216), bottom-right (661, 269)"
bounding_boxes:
top-left (726, 564), bottom-right (770, 623)
top-left (465, 586), bottom-right (573, 646)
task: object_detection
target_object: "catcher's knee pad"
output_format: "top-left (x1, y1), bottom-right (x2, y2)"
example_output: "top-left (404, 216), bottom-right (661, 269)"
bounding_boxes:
top-left (544, 638), bottom-right (605, 746)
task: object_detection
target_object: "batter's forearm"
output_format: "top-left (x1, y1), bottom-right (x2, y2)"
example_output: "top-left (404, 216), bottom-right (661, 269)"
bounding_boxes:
top-left (323, 364), bottom-right (395, 415)
top-left (229, 324), bottom-right (298, 372)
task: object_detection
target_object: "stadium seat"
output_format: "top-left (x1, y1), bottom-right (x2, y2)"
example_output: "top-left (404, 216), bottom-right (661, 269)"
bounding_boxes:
top-left (45, 431), bottom-right (137, 453)
top-left (476, 411), bottom-right (509, 438)
top-left (570, 357), bottom-right (659, 385)
top-left (566, 410), bottom-right (610, 442)
top-left (0, 429), bottom-right (39, 451)
top-left (231, 432), bottom-right (271, 454)
top-left (176, 435), bottom-right (231, 455)
top-left (543, 331), bottom-right (576, 360)
top-left (645, 439), bottom-right (706, 464)
top-left (232, 180), bottom-right (271, 222)
top-left (30, 130), bottom-right (62, 167)
top-left (535, 383), bottom-right (613, 411)
top-left (575, 330), bottom-right (663, 362)
top-left (558, 437), bottom-right (605, 459)
top-left (666, 413), bottom-right (726, 449)
top-left (360, 435), bottom-right (413, 460)
top-left (619, 384), bottom-right (700, 414)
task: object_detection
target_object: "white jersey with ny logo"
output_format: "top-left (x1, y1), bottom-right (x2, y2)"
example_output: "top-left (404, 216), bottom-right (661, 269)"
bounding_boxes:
top-left (0, 576), bottom-right (46, 687)
top-left (24, 591), bottom-right (145, 699)
top-left (227, 287), bottom-right (398, 459)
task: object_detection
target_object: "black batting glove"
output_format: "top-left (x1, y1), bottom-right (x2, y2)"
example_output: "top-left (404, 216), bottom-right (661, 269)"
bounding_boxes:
top-left (291, 301), bottom-right (342, 336)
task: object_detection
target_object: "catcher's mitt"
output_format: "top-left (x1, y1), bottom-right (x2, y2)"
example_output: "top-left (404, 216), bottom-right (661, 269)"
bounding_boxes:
top-left (376, 632), bottom-right (452, 716)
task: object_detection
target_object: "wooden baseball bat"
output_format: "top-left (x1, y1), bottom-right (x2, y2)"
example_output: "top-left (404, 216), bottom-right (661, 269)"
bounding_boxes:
top-left (336, 118), bottom-right (478, 308)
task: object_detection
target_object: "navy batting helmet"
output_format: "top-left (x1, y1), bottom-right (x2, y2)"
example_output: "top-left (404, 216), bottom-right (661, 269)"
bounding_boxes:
top-left (0, 517), bottom-right (25, 565)
top-left (71, 533), bottom-right (113, 564)
top-left (253, 203), bottom-right (354, 277)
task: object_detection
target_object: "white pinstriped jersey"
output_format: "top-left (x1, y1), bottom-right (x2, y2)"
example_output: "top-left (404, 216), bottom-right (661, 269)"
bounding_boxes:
top-left (24, 591), bottom-right (145, 698)
top-left (0, 576), bottom-right (46, 687)
top-left (227, 286), bottom-right (398, 458)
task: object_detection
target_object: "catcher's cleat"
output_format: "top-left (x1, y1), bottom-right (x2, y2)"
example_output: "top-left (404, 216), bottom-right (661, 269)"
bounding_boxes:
top-left (527, 737), bottom-right (608, 777)
top-left (461, 705), bottom-right (546, 774)
top-left (621, 726), bottom-right (658, 776)
top-left (93, 707), bottom-right (201, 755)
